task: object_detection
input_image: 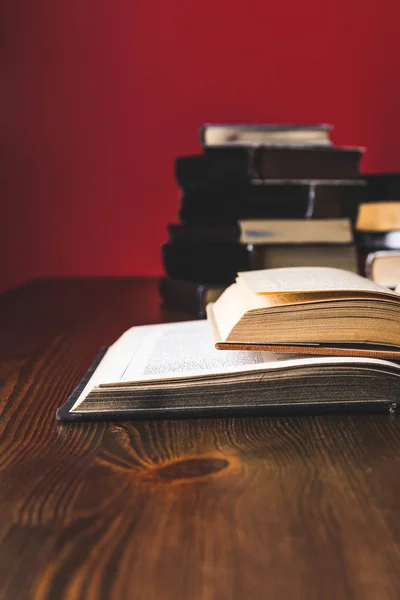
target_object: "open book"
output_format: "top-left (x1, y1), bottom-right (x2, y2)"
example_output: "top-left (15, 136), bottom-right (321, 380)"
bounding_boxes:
top-left (207, 267), bottom-right (400, 358)
top-left (57, 320), bottom-right (400, 421)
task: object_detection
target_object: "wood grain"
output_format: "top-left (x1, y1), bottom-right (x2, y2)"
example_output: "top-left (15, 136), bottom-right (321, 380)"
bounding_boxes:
top-left (1, 277), bottom-right (400, 599)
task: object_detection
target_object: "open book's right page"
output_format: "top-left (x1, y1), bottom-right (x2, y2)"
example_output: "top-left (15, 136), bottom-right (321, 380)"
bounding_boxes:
top-left (239, 267), bottom-right (396, 296)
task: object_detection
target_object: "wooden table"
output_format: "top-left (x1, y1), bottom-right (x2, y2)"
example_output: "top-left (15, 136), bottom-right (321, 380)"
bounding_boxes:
top-left (1, 278), bottom-right (400, 599)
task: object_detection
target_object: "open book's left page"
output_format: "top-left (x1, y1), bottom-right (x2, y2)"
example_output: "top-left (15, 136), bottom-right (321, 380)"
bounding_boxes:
top-left (71, 321), bottom-right (272, 411)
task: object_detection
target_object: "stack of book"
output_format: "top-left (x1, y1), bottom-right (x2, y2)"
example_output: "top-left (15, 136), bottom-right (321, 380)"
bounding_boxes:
top-left (356, 173), bottom-right (400, 286)
top-left (160, 124), bottom-right (367, 316)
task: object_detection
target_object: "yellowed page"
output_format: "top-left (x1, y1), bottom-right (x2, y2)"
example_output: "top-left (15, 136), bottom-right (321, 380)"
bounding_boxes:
top-left (356, 202), bottom-right (400, 231)
top-left (238, 267), bottom-right (398, 297)
top-left (204, 125), bottom-right (330, 147)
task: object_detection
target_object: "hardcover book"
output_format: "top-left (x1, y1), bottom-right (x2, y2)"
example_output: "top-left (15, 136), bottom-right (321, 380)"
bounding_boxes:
top-left (57, 320), bottom-right (400, 422)
top-left (175, 147), bottom-right (364, 189)
top-left (207, 267), bottom-right (400, 358)
top-left (200, 123), bottom-right (332, 148)
top-left (179, 180), bottom-right (366, 224)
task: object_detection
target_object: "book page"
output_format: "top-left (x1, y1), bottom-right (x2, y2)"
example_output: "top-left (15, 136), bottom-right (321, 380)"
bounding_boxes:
top-left (238, 267), bottom-right (397, 296)
top-left (239, 219), bottom-right (352, 245)
top-left (120, 320), bottom-right (270, 380)
top-left (72, 321), bottom-right (272, 409)
top-left (203, 125), bottom-right (330, 147)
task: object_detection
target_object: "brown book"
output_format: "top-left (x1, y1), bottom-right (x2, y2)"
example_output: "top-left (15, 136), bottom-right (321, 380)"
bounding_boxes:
top-left (253, 147), bottom-right (363, 180)
top-left (207, 267), bottom-right (400, 358)
top-left (179, 180), bottom-right (366, 224)
top-left (175, 147), bottom-right (364, 189)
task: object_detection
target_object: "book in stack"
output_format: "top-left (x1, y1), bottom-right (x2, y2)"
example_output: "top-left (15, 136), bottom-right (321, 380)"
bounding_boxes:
top-left (356, 172), bottom-right (400, 287)
top-left (58, 266), bottom-right (400, 421)
top-left (160, 123), bottom-right (366, 316)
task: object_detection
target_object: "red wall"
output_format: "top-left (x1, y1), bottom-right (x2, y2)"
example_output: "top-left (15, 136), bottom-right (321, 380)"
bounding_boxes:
top-left (1, 0), bottom-right (400, 292)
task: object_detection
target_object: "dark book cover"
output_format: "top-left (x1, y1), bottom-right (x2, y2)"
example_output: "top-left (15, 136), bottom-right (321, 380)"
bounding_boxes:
top-left (179, 181), bottom-right (366, 224)
top-left (162, 242), bottom-right (254, 283)
top-left (175, 146), bottom-right (364, 189)
top-left (366, 173), bottom-right (400, 201)
top-left (355, 230), bottom-right (400, 251)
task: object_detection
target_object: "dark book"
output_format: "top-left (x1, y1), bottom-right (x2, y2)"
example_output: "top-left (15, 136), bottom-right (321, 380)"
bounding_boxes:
top-left (159, 278), bottom-right (228, 318)
top-left (168, 219), bottom-right (353, 245)
top-left (366, 173), bottom-right (400, 201)
top-left (200, 123), bottom-right (332, 148)
top-left (355, 231), bottom-right (400, 251)
top-left (57, 320), bottom-right (400, 422)
top-left (175, 147), bottom-right (364, 189)
top-left (168, 223), bottom-right (240, 244)
top-left (179, 180), bottom-right (366, 224)
top-left (162, 242), bottom-right (254, 283)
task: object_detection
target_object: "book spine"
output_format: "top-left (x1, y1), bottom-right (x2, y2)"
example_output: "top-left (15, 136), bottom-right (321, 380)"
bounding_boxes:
top-left (179, 189), bottom-right (312, 223)
top-left (366, 174), bottom-right (400, 201)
